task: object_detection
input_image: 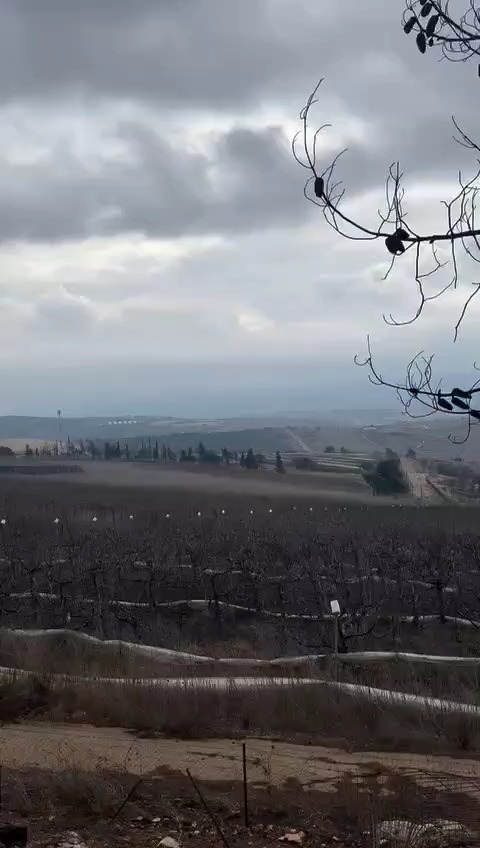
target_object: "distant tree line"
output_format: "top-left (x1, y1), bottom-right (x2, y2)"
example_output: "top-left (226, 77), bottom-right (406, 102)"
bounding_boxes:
top-left (24, 438), bottom-right (89, 458)
top-left (0, 446), bottom-right (15, 457)
top-left (19, 436), bottom-right (287, 473)
top-left (100, 439), bottom-right (286, 472)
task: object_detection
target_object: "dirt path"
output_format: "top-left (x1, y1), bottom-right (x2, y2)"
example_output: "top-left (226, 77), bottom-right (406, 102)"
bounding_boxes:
top-left (2, 723), bottom-right (480, 797)
top-left (285, 428), bottom-right (313, 454)
top-left (401, 458), bottom-right (441, 502)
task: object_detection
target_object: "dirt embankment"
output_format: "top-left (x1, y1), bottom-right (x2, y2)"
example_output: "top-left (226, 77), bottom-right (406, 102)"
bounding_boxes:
top-left (6, 459), bottom-right (386, 503)
top-left (2, 722), bottom-right (480, 798)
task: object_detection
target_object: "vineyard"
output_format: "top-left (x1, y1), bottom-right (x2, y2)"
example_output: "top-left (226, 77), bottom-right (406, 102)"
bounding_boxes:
top-left (0, 478), bottom-right (479, 667)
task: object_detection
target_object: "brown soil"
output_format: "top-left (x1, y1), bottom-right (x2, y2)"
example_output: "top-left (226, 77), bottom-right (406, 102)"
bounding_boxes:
top-left (2, 723), bottom-right (480, 798)
top-left (12, 459), bottom-right (387, 503)
top-left (1, 723), bottom-right (479, 848)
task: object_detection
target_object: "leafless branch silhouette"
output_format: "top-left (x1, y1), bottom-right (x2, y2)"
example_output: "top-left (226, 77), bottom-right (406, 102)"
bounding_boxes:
top-left (402, 0), bottom-right (480, 67)
top-left (355, 336), bottom-right (480, 442)
top-left (293, 2), bottom-right (480, 431)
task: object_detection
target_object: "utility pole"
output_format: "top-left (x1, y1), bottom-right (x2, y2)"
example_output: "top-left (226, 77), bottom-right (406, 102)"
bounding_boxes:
top-left (56, 408), bottom-right (63, 455)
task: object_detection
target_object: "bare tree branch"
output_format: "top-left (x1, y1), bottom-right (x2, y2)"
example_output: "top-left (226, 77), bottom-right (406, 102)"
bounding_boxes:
top-left (293, 79), bottom-right (480, 334)
top-left (293, 2), bottom-right (480, 432)
top-left (355, 336), bottom-right (480, 441)
top-left (402, 1), bottom-right (480, 67)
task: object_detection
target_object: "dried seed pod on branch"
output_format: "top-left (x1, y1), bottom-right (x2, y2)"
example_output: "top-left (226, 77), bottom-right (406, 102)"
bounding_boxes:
top-left (402, 0), bottom-right (480, 71)
top-left (354, 336), bottom-right (480, 442)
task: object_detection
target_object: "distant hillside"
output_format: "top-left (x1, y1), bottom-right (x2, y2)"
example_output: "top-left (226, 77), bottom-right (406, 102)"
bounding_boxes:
top-left (0, 416), bottom-right (186, 441)
top-left (359, 420), bottom-right (480, 462)
top-left (1, 413), bottom-right (478, 462)
top-left (0, 415), bottom-right (299, 443)
top-left (104, 428), bottom-right (293, 456)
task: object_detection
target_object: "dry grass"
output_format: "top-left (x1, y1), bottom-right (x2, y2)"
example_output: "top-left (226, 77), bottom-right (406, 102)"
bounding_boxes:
top-left (4, 629), bottom-right (480, 763)
top-left (0, 629), bottom-right (185, 679)
top-left (0, 674), bottom-right (472, 755)
top-left (1, 756), bottom-right (478, 847)
top-left (0, 677), bottom-right (478, 844)
top-left (335, 661), bottom-right (480, 706)
top-left (0, 629), bottom-right (297, 678)
top-left (6, 766), bottom-right (126, 819)
top-left (4, 628), bottom-right (480, 701)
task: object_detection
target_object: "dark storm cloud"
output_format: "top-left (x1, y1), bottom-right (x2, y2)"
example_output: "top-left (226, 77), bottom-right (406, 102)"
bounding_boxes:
top-left (0, 0), bottom-right (327, 108)
top-left (0, 121), bottom-right (307, 242)
top-left (0, 0), bottom-right (477, 243)
top-left (0, 0), bottom-right (457, 110)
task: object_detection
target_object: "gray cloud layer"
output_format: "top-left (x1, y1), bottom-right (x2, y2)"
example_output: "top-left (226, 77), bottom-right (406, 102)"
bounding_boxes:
top-left (0, 0), bottom-right (476, 245)
top-left (0, 121), bottom-right (308, 242)
top-left (0, 0), bottom-right (478, 415)
top-left (1, 1), bottom-right (392, 108)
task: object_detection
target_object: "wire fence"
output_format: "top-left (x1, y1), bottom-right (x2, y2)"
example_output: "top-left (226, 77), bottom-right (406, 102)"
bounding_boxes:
top-left (0, 725), bottom-right (479, 842)
top-left (179, 739), bottom-right (480, 840)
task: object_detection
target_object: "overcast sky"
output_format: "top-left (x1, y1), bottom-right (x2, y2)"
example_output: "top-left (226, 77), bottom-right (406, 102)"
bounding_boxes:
top-left (1, 0), bottom-right (479, 417)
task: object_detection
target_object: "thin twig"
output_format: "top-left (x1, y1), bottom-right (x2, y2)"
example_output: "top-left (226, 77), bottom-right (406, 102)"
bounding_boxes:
top-left (242, 742), bottom-right (249, 828)
top-left (186, 768), bottom-right (232, 848)
top-left (109, 775), bottom-right (144, 822)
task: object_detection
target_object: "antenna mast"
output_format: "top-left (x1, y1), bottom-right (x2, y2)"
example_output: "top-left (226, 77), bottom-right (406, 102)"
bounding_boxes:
top-left (57, 408), bottom-right (62, 454)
